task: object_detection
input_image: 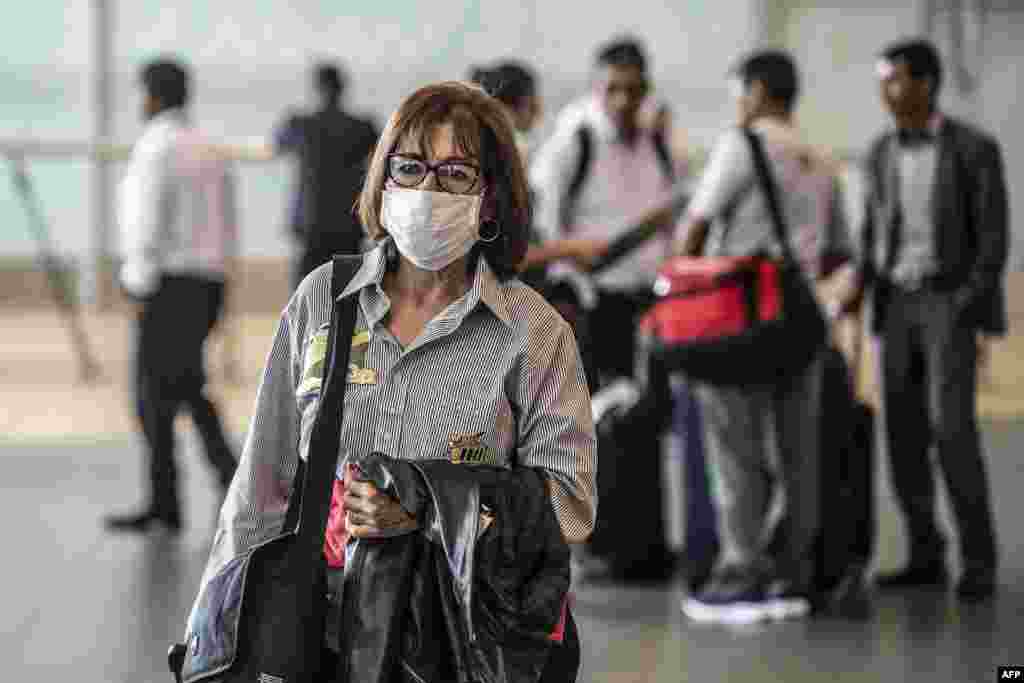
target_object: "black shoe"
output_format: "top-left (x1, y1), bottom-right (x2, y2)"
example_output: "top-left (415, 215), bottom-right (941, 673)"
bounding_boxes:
top-left (683, 558), bottom-right (716, 594)
top-left (956, 571), bottom-right (996, 604)
top-left (104, 509), bottom-right (182, 534)
top-left (875, 564), bottom-right (947, 590)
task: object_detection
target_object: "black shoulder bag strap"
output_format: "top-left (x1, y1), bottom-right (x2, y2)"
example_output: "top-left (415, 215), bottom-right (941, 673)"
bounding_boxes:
top-left (651, 126), bottom-right (676, 184)
top-left (559, 125), bottom-right (593, 231)
top-left (566, 125), bottom-right (594, 208)
top-left (285, 256), bottom-right (362, 555)
top-left (743, 127), bottom-right (827, 358)
top-left (742, 127), bottom-right (798, 266)
top-left (169, 256), bottom-right (362, 683)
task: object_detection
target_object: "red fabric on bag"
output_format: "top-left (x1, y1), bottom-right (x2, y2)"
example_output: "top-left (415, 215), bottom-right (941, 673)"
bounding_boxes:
top-left (548, 593), bottom-right (572, 642)
top-left (640, 256), bottom-right (782, 343)
top-left (324, 477), bottom-right (350, 568)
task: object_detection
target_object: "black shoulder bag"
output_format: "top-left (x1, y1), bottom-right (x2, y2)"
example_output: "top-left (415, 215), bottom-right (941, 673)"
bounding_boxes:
top-left (170, 255), bottom-right (362, 683)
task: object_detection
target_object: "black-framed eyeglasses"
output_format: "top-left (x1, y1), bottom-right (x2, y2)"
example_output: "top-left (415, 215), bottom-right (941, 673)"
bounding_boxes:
top-left (386, 154), bottom-right (482, 195)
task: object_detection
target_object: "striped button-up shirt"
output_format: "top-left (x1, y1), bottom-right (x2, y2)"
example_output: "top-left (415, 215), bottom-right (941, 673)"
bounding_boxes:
top-left (189, 242), bottom-right (596, 629)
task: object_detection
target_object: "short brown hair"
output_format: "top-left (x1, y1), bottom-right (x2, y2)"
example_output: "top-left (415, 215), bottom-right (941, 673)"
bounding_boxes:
top-left (357, 81), bottom-right (530, 280)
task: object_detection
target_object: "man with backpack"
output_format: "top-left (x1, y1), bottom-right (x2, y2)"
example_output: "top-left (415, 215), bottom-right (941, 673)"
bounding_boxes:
top-left (528, 37), bottom-right (688, 585)
top-left (530, 37), bottom-right (683, 386)
top-left (274, 62), bottom-right (379, 289)
top-left (674, 50), bottom-right (852, 624)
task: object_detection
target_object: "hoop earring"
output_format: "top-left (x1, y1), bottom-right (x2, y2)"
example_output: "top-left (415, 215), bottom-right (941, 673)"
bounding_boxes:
top-left (478, 219), bottom-right (501, 244)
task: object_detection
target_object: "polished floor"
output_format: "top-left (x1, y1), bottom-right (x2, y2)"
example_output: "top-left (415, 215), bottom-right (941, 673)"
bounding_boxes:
top-left (4, 420), bottom-right (1022, 682)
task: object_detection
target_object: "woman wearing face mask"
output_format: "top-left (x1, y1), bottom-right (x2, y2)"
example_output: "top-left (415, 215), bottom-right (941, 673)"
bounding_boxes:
top-left (182, 81), bottom-right (595, 682)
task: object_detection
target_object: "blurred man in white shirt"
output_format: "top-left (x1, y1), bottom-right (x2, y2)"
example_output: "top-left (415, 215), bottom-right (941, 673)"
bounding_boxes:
top-left (675, 50), bottom-right (851, 624)
top-left (106, 58), bottom-right (238, 534)
top-left (530, 38), bottom-right (684, 387)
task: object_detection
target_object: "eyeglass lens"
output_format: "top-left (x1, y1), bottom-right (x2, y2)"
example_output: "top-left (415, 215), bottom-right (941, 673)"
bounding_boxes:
top-left (388, 155), bottom-right (480, 194)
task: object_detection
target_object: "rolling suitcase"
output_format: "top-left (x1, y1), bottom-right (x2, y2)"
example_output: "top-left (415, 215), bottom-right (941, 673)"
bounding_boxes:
top-left (586, 358), bottom-right (676, 582)
top-left (812, 323), bottom-right (875, 618)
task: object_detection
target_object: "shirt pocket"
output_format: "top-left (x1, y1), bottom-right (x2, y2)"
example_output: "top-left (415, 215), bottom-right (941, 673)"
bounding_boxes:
top-left (415, 373), bottom-right (512, 465)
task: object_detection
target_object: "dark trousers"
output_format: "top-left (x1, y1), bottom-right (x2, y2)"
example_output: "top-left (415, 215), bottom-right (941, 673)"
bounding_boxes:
top-left (588, 288), bottom-right (655, 385)
top-left (879, 286), bottom-right (998, 573)
top-left (674, 382), bottom-right (719, 582)
top-left (135, 275), bottom-right (237, 518)
top-left (314, 609), bottom-right (580, 682)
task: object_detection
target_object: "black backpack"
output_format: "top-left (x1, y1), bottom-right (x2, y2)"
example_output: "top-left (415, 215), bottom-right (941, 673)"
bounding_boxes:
top-left (563, 124), bottom-right (676, 215)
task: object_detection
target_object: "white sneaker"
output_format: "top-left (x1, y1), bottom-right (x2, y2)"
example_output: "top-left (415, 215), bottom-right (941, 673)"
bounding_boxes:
top-left (681, 595), bottom-right (773, 625)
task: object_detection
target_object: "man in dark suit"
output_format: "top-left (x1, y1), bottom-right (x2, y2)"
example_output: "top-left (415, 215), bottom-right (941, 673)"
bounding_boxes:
top-left (274, 62), bottom-right (379, 289)
top-left (842, 39), bottom-right (1008, 603)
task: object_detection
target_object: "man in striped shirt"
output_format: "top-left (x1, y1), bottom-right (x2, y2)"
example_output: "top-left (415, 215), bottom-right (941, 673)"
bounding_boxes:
top-left (105, 58), bottom-right (238, 534)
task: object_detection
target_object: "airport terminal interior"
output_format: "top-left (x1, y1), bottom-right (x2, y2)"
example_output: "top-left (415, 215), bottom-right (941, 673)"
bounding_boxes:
top-left (3, 1), bottom-right (1024, 681)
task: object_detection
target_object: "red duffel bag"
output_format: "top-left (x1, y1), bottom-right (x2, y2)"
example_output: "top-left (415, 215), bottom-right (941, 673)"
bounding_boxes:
top-left (638, 254), bottom-right (825, 386)
top-left (637, 128), bottom-right (826, 386)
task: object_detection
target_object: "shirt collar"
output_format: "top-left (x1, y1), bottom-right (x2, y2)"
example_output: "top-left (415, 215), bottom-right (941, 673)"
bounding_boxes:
top-left (893, 110), bottom-right (945, 143)
top-left (750, 116), bottom-right (796, 140)
top-left (472, 253), bottom-right (513, 327)
top-left (581, 95), bottom-right (655, 147)
top-left (583, 96), bottom-right (619, 142)
top-left (337, 239), bottom-right (512, 329)
top-left (145, 108), bottom-right (187, 132)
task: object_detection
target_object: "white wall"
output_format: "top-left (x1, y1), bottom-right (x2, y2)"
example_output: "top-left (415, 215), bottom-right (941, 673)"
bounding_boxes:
top-left (1, 0), bottom-right (762, 260)
top-left (780, 0), bottom-right (1024, 267)
top-left (8, 1), bottom-right (1019, 266)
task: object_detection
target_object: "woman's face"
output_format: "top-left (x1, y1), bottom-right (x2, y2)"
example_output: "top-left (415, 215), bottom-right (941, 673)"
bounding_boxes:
top-left (389, 121), bottom-right (484, 195)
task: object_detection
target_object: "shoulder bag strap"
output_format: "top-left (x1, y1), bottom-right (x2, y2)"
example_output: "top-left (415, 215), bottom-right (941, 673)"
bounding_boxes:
top-left (561, 125), bottom-right (594, 230)
top-left (282, 256), bottom-right (362, 560)
top-left (566, 125), bottom-right (594, 207)
top-left (651, 126), bottom-right (676, 184)
top-left (742, 127), bottom-right (799, 266)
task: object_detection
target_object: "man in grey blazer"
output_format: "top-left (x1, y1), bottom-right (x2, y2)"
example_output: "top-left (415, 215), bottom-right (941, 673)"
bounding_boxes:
top-left (843, 39), bottom-right (1007, 603)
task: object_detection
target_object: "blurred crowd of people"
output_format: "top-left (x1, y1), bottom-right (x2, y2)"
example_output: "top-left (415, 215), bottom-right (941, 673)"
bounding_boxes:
top-left (108, 29), bottom-right (1007, 677)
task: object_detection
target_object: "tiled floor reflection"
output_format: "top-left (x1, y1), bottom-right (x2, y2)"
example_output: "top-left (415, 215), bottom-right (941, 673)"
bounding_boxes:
top-left (3, 421), bottom-right (1021, 682)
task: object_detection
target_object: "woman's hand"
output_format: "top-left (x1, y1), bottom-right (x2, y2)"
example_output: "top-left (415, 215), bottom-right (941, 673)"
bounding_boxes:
top-left (343, 471), bottom-right (419, 539)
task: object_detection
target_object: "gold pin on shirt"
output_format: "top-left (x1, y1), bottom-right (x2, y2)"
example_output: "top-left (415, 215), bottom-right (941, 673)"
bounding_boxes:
top-left (449, 432), bottom-right (493, 465)
top-left (347, 364), bottom-right (378, 385)
top-left (346, 328), bottom-right (376, 384)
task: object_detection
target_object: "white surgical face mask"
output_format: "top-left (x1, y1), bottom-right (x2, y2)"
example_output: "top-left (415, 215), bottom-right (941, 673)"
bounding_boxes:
top-left (380, 188), bottom-right (483, 271)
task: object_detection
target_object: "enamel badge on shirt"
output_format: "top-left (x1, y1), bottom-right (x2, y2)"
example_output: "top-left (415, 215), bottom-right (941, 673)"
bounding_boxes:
top-left (297, 328), bottom-right (329, 395)
top-left (298, 326), bottom-right (376, 393)
top-left (449, 432), bottom-right (495, 465)
top-left (347, 329), bottom-right (377, 385)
